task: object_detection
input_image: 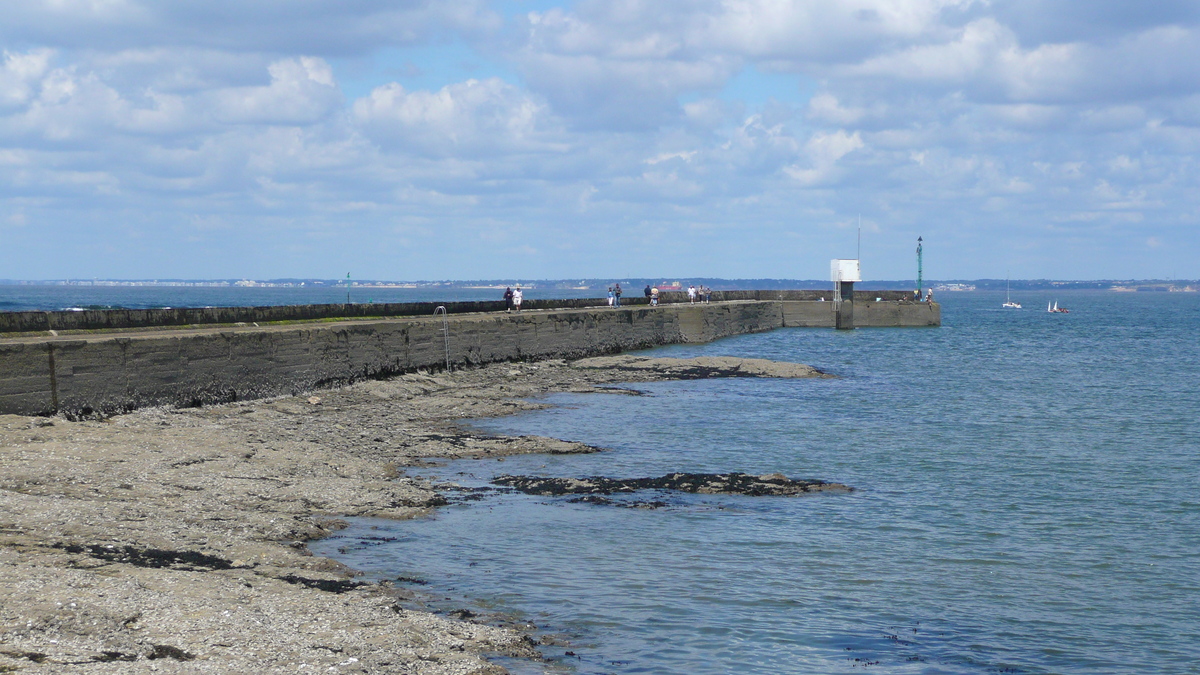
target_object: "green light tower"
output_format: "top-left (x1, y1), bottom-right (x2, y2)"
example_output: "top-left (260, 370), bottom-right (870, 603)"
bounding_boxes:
top-left (916, 236), bottom-right (923, 298)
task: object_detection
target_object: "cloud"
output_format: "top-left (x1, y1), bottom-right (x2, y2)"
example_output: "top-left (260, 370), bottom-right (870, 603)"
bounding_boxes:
top-left (700, 0), bottom-right (976, 62)
top-left (2, 1), bottom-right (1200, 280)
top-left (0, 1), bottom-right (500, 54)
top-left (644, 150), bottom-right (696, 165)
top-left (0, 49), bottom-right (53, 110)
top-left (783, 129), bottom-right (864, 186)
top-left (987, 0), bottom-right (1200, 44)
top-left (0, 53), bottom-right (343, 146)
top-left (518, 52), bottom-right (735, 130)
top-left (839, 18), bottom-right (1084, 101)
top-left (353, 77), bottom-right (566, 157)
top-left (209, 57), bottom-right (341, 125)
top-left (806, 93), bottom-right (866, 125)
top-left (837, 19), bottom-right (1200, 107)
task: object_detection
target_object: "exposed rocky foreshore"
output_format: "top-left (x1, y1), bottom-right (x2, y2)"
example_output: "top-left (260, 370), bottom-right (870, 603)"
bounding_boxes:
top-left (0, 356), bottom-right (835, 673)
top-left (493, 472), bottom-right (851, 497)
top-left (570, 354), bottom-right (834, 380)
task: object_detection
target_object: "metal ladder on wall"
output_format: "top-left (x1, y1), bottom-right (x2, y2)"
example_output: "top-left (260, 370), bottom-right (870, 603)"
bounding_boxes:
top-left (433, 306), bottom-right (451, 372)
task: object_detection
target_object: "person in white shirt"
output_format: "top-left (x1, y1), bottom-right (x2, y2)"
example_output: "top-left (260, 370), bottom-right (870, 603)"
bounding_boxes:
top-left (513, 287), bottom-right (523, 311)
top-left (687, 285), bottom-right (696, 303)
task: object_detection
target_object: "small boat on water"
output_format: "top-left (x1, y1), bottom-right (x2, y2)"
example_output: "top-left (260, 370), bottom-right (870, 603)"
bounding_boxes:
top-left (1002, 277), bottom-right (1021, 308)
top-left (1047, 300), bottom-right (1069, 313)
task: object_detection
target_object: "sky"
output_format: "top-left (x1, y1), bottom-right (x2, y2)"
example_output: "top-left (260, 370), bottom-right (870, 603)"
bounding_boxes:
top-left (2, 0), bottom-right (1199, 282)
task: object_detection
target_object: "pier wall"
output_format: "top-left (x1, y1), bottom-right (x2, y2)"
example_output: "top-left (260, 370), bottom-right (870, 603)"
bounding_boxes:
top-left (0, 298), bottom-right (939, 417)
top-left (0, 290), bottom-right (913, 335)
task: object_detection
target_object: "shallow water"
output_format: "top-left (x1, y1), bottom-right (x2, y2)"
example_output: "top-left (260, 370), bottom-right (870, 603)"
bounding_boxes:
top-left (312, 291), bottom-right (1200, 674)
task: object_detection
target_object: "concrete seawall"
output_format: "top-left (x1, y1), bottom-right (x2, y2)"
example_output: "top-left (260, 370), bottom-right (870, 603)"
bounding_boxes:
top-left (0, 299), bottom-right (939, 417)
top-left (0, 290), bottom-right (913, 334)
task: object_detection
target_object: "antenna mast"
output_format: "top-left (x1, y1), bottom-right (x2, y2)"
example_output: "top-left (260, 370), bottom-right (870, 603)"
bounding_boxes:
top-left (916, 236), bottom-right (924, 294)
top-left (857, 215), bottom-right (861, 261)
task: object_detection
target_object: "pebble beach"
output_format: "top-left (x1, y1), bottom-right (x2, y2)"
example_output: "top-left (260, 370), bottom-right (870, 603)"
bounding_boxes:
top-left (0, 355), bottom-right (825, 673)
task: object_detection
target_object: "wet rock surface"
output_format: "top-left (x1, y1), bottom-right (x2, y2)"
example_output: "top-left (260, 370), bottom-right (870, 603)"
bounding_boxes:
top-left (571, 355), bottom-right (833, 380)
top-left (0, 354), bottom-right (835, 673)
top-left (493, 472), bottom-right (852, 497)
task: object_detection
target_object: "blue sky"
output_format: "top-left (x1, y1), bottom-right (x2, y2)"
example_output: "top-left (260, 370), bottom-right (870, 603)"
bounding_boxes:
top-left (1, 0), bottom-right (1198, 281)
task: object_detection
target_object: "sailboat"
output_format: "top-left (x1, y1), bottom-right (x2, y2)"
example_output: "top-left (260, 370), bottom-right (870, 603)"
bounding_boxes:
top-left (1002, 277), bottom-right (1021, 308)
top-left (1047, 300), bottom-right (1069, 313)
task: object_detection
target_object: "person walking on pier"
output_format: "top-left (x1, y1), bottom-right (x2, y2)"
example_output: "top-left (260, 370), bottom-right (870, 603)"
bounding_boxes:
top-left (644, 285), bottom-right (652, 301)
top-left (688, 285), bottom-right (697, 303)
top-left (650, 286), bottom-right (659, 306)
top-left (513, 287), bottom-right (523, 312)
top-left (503, 287), bottom-right (514, 313)
top-left (613, 283), bottom-right (622, 307)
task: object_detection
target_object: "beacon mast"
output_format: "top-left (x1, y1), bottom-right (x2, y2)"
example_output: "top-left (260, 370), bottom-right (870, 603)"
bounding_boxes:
top-left (916, 236), bottom-right (923, 298)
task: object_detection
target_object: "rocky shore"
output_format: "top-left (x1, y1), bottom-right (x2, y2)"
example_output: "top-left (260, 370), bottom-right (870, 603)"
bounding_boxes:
top-left (0, 356), bottom-right (832, 673)
top-left (493, 472), bottom-right (851, 498)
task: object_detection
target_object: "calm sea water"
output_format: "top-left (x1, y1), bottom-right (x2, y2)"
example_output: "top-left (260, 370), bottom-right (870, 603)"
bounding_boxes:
top-left (0, 284), bottom-right (593, 312)
top-left (307, 290), bottom-right (1200, 674)
top-left (7, 285), bottom-right (1191, 673)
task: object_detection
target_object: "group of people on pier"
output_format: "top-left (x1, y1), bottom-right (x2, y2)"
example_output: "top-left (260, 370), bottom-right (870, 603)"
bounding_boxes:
top-left (640, 283), bottom-right (713, 306)
top-left (503, 286), bottom-right (523, 312)
top-left (505, 282), bottom-right (716, 312)
top-left (686, 284), bottom-right (713, 303)
top-left (607, 283), bottom-right (623, 307)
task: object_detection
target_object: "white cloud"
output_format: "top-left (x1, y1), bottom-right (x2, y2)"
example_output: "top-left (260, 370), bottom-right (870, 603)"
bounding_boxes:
top-left (353, 77), bottom-right (566, 157)
top-left (784, 130), bottom-right (864, 186)
top-left (0, 50), bottom-right (53, 110)
top-left (645, 150), bottom-right (696, 165)
top-left (2, 1), bottom-right (1200, 279)
top-left (840, 18), bottom-right (1084, 101)
top-left (0, 1), bottom-right (500, 54)
top-left (807, 93), bottom-right (866, 125)
top-left (209, 57), bottom-right (341, 125)
top-left (0, 53), bottom-right (347, 144)
top-left (703, 0), bottom-right (976, 61)
top-left (514, 50), bottom-right (735, 130)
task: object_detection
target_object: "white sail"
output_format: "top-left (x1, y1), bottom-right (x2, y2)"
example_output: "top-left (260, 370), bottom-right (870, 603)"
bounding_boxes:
top-left (1003, 277), bottom-right (1021, 308)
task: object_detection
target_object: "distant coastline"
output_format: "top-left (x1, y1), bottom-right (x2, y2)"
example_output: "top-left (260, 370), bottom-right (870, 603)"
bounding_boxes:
top-left (1, 278), bottom-right (1196, 292)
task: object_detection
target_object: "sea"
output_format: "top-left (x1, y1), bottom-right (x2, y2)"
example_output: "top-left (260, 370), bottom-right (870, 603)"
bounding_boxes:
top-left (6, 286), bottom-right (1198, 674)
top-left (0, 284), bottom-right (587, 312)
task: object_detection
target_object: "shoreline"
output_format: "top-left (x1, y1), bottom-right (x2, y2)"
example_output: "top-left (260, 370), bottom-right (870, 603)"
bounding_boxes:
top-left (0, 355), bottom-right (829, 673)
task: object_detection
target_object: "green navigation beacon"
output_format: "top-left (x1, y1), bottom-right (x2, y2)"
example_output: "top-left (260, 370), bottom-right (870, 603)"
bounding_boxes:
top-left (916, 236), bottom-right (923, 300)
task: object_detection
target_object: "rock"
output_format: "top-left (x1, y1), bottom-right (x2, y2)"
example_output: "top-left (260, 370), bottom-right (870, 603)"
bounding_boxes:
top-left (569, 355), bottom-right (833, 379)
top-left (493, 472), bottom-right (852, 497)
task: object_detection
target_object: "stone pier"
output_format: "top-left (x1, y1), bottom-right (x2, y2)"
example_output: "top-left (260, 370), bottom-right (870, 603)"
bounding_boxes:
top-left (0, 296), bottom-right (940, 417)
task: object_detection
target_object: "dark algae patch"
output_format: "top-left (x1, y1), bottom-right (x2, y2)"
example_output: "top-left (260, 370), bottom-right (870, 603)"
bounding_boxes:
top-left (493, 472), bottom-right (852, 497)
top-left (56, 544), bottom-right (234, 571)
top-left (276, 574), bottom-right (368, 594)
